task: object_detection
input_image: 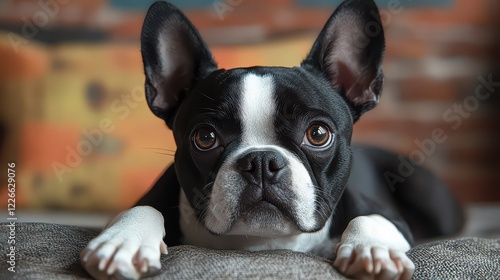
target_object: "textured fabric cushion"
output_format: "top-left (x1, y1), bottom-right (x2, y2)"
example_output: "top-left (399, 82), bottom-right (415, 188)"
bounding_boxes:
top-left (0, 223), bottom-right (498, 279)
top-left (408, 238), bottom-right (500, 279)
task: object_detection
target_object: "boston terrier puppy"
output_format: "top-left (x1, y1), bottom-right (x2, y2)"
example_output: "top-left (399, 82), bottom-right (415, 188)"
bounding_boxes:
top-left (81, 0), bottom-right (463, 279)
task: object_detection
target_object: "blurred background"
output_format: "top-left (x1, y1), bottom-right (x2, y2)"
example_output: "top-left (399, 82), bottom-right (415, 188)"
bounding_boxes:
top-left (0, 0), bottom-right (499, 233)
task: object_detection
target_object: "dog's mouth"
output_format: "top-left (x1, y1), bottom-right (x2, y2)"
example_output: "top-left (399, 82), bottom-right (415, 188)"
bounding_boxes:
top-left (240, 200), bottom-right (287, 220)
top-left (222, 199), bottom-right (301, 236)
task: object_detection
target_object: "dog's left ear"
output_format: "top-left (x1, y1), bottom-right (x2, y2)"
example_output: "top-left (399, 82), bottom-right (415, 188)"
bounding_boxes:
top-left (301, 0), bottom-right (385, 122)
top-left (141, 1), bottom-right (217, 127)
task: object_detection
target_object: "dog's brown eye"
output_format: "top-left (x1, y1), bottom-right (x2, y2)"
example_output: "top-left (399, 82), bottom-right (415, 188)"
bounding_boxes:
top-left (303, 124), bottom-right (333, 147)
top-left (193, 127), bottom-right (218, 151)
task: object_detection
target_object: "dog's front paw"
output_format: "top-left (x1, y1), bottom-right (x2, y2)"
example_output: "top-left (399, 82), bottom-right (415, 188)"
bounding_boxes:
top-left (80, 206), bottom-right (167, 280)
top-left (334, 243), bottom-right (414, 280)
top-left (333, 215), bottom-right (414, 280)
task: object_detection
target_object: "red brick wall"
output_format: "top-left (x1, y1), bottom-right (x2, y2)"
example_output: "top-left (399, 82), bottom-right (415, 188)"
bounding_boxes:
top-left (353, 0), bottom-right (500, 202)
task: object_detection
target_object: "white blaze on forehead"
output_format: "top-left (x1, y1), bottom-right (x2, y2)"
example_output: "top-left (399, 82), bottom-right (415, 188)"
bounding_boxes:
top-left (240, 74), bottom-right (277, 145)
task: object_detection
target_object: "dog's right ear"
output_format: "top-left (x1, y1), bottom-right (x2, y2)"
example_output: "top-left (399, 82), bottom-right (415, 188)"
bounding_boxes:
top-left (141, 1), bottom-right (217, 127)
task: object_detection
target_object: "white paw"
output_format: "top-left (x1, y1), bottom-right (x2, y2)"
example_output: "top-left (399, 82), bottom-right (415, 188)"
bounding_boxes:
top-left (334, 244), bottom-right (414, 280)
top-left (80, 206), bottom-right (167, 280)
top-left (333, 215), bottom-right (414, 280)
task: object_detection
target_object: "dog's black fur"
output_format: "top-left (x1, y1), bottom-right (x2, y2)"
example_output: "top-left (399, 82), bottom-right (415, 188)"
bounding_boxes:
top-left (136, 0), bottom-right (463, 249)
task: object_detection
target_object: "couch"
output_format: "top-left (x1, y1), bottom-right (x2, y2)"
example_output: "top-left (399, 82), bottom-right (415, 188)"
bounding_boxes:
top-left (0, 223), bottom-right (498, 279)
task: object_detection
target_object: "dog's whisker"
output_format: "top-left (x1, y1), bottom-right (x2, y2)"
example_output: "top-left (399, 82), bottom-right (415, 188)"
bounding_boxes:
top-left (142, 147), bottom-right (176, 157)
top-left (313, 203), bottom-right (328, 221)
top-left (196, 107), bottom-right (220, 113)
top-left (152, 152), bottom-right (175, 156)
top-left (193, 196), bottom-right (211, 215)
top-left (143, 147), bottom-right (177, 152)
top-left (202, 181), bottom-right (215, 191)
top-left (198, 91), bottom-right (216, 102)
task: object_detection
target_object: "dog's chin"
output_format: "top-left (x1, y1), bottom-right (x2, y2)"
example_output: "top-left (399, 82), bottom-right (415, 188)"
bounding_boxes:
top-left (206, 201), bottom-right (301, 237)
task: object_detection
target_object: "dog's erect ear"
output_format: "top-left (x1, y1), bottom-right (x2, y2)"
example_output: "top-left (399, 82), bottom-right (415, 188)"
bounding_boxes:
top-left (141, 1), bottom-right (217, 127)
top-left (301, 0), bottom-right (385, 122)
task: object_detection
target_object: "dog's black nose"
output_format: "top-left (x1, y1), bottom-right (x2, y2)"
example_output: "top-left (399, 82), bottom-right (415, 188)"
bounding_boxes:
top-left (237, 150), bottom-right (286, 184)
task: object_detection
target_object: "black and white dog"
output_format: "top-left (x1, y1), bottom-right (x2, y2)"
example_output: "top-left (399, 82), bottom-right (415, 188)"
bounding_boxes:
top-left (81, 0), bottom-right (463, 279)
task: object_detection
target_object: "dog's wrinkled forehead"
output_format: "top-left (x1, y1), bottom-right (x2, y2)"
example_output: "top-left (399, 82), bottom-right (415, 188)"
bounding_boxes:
top-left (179, 71), bottom-right (274, 144)
top-left (182, 67), bottom-right (352, 140)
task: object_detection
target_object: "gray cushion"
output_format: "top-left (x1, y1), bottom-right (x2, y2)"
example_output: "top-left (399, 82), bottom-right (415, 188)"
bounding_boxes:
top-left (0, 223), bottom-right (498, 279)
